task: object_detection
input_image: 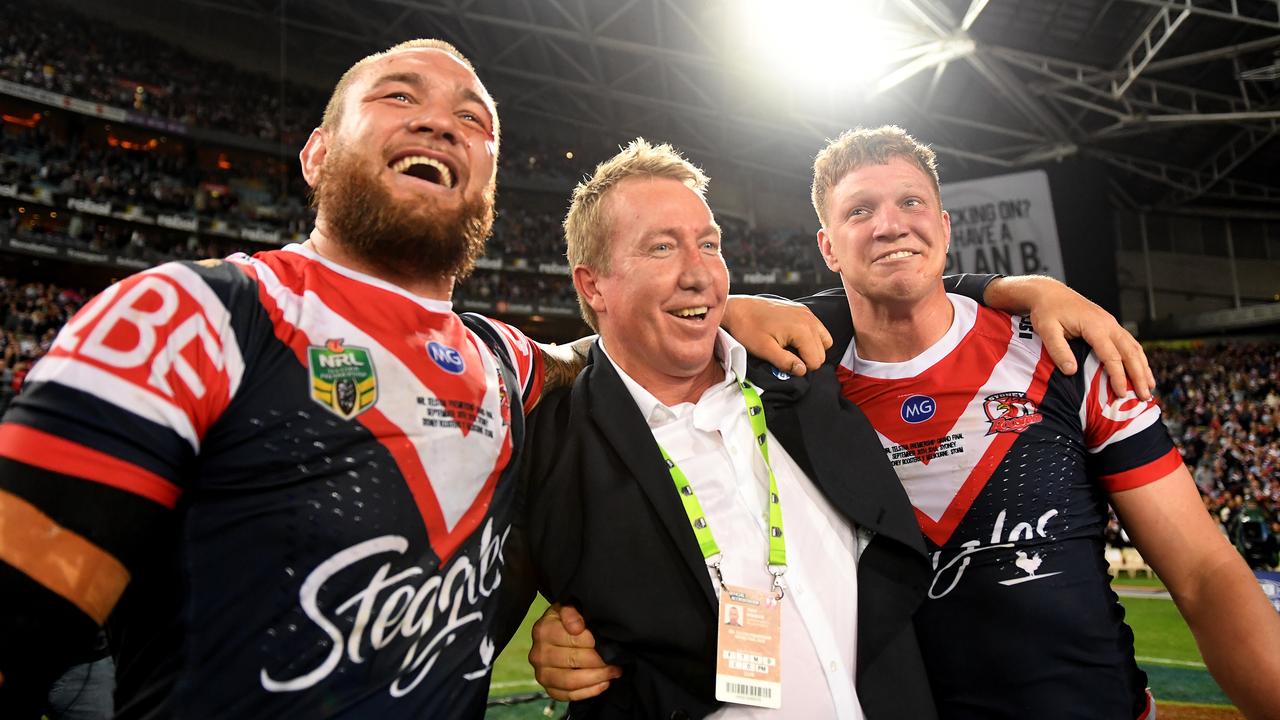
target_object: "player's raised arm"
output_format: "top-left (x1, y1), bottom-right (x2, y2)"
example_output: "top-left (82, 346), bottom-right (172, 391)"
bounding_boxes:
top-left (1112, 468), bottom-right (1280, 718)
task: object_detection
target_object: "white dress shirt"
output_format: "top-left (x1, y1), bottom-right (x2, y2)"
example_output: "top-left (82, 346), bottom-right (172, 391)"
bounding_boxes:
top-left (599, 331), bottom-right (865, 720)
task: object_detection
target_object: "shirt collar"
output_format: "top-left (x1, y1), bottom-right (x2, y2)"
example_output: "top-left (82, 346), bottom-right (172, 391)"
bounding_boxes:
top-left (599, 329), bottom-right (747, 428)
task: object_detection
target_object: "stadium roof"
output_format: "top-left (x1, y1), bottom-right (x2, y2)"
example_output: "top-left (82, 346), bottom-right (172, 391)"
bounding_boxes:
top-left (103, 0), bottom-right (1280, 214)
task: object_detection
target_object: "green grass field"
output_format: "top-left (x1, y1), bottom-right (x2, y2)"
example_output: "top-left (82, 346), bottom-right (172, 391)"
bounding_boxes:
top-left (486, 583), bottom-right (1241, 718)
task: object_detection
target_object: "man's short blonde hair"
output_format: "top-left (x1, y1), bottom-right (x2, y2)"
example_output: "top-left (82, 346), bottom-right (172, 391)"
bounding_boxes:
top-left (811, 125), bottom-right (940, 227)
top-left (564, 138), bottom-right (709, 329)
top-left (320, 39), bottom-right (499, 141)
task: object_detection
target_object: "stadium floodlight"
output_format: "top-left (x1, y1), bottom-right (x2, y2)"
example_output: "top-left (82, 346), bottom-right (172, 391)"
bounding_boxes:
top-left (731, 0), bottom-right (939, 95)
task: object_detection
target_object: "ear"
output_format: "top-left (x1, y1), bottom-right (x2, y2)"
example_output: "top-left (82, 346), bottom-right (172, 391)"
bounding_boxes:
top-left (940, 209), bottom-right (952, 254)
top-left (816, 228), bottom-right (841, 274)
top-left (300, 128), bottom-right (328, 188)
top-left (572, 264), bottom-right (608, 316)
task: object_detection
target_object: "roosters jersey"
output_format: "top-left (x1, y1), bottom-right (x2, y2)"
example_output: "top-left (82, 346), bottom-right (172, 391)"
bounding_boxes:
top-left (836, 295), bottom-right (1178, 720)
top-left (0, 245), bottom-right (544, 719)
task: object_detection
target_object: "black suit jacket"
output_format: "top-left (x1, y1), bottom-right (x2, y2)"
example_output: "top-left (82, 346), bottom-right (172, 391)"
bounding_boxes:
top-left (517, 344), bottom-right (938, 720)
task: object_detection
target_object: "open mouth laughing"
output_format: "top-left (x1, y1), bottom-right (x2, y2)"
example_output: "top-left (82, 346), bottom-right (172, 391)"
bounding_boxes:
top-left (669, 306), bottom-right (710, 322)
top-left (389, 154), bottom-right (457, 189)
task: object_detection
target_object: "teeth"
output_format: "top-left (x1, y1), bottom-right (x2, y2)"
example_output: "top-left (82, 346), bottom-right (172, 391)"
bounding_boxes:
top-left (672, 307), bottom-right (708, 318)
top-left (881, 250), bottom-right (916, 261)
top-left (390, 155), bottom-right (453, 188)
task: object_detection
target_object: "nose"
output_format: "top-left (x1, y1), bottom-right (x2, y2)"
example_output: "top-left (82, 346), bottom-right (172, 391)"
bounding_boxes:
top-left (872, 204), bottom-right (909, 241)
top-left (406, 104), bottom-right (459, 144)
top-left (676, 245), bottom-right (715, 290)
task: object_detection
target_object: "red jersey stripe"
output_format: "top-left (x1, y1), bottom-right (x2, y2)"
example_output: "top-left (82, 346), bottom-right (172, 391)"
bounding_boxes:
top-left (0, 423), bottom-right (182, 508)
top-left (1101, 447), bottom-right (1184, 493)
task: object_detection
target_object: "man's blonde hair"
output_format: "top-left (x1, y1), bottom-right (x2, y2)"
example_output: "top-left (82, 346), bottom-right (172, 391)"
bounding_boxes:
top-left (320, 39), bottom-right (499, 141)
top-left (564, 138), bottom-right (709, 329)
top-left (811, 125), bottom-right (940, 227)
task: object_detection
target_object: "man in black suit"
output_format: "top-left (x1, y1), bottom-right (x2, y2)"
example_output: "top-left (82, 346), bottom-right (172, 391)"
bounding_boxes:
top-left (517, 137), bottom-right (947, 719)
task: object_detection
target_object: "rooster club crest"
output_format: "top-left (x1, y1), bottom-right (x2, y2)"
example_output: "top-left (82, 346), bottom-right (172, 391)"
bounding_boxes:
top-left (983, 392), bottom-right (1043, 435)
top-left (308, 339), bottom-right (378, 420)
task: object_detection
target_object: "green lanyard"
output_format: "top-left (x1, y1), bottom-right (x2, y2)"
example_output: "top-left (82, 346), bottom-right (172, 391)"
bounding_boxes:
top-left (658, 375), bottom-right (788, 598)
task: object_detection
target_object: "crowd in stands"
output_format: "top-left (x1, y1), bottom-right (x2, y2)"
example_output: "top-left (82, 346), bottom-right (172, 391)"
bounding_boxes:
top-left (1, 126), bottom-right (314, 234)
top-left (0, 277), bottom-right (85, 415)
top-left (2, 204), bottom-right (247, 266)
top-left (1154, 344), bottom-right (1280, 568)
top-left (1, 0), bottom-right (842, 283)
top-left (453, 270), bottom-right (578, 310)
top-left (2, 0), bottom-right (320, 145)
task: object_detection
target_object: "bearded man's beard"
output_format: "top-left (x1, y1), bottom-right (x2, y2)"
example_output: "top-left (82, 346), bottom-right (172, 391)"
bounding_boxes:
top-left (313, 142), bottom-right (494, 281)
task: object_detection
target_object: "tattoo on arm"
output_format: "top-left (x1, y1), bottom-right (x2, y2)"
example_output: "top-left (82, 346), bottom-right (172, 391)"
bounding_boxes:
top-left (539, 335), bottom-right (595, 393)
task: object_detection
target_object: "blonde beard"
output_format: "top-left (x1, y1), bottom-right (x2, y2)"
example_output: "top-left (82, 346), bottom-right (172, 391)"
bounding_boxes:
top-left (314, 142), bottom-right (495, 282)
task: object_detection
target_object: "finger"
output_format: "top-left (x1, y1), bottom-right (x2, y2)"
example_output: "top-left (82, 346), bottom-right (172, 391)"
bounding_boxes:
top-left (530, 639), bottom-right (608, 669)
top-left (1118, 336), bottom-right (1154, 401)
top-left (559, 603), bottom-right (587, 636)
top-left (1038, 320), bottom-right (1077, 375)
top-left (536, 664), bottom-right (619, 694)
top-left (792, 328), bottom-right (828, 372)
top-left (1098, 352), bottom-right (1131, 398)
top-left (753, 340), bottom-right (808, 378)
top-left (533, 620), bottom-right (599, 651)
top-left (546, 679), bottom-right (613, 702)
top-left (819, 325), bottom-right (833, 350)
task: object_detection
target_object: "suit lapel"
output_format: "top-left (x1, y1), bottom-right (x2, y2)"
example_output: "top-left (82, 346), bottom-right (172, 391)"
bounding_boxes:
top-left (752, 361), bottom-right (923, 553)
top-left (583, 347), bottom-right (719, 610)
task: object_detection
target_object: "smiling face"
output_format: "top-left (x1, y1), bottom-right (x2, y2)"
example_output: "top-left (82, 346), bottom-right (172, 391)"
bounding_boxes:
top-left (576, 176), bottom-right (728, 394)
top-left (817, 156), bottom-right (951, 309)
top-left (302, 46), bottom-right (499, 281)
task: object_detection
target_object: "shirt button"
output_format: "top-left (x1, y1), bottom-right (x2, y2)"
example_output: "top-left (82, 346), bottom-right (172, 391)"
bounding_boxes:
top-left (829, 661), bottom-right (838, 672)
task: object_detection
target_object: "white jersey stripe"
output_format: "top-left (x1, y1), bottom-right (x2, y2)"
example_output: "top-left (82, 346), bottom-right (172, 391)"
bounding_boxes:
top-left (28, 355), bottom-right (201, 450)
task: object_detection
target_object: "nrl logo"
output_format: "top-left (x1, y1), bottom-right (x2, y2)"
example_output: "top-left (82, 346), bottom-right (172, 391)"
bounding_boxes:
top-left (308, 338), bottom-right (378, 420)
top-left (983, 392), bottom-right (1043, 435)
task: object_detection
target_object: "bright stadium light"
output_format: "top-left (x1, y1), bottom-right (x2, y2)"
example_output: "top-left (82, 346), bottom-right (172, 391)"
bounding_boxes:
top-left (732, 0), bottom-right (937, 94)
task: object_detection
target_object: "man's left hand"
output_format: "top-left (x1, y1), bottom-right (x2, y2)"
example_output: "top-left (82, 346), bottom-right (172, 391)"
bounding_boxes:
top-left (984, 276), bottom-right (1154, 400)
top-left (528, 603), bottom-right (621, 701)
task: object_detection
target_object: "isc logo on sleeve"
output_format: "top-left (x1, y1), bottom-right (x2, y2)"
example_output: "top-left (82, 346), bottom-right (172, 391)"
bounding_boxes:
top-left (900, 395), bottom-right (936, 424)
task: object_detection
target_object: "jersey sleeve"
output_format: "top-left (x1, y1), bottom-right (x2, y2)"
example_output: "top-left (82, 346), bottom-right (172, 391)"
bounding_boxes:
top-left (460, 313), bottom-right (545, 414)
top-left (0, 260), bottom-right (250, 508)
top-left (1078, 351), bottom-right (1182, 493)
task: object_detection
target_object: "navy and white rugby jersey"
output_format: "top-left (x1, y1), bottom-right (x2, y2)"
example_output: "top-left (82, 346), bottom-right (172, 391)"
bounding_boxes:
top-left (836, 294), bottom-right (1177, 720)
top-left (0, 244), bottom-right (544, 718)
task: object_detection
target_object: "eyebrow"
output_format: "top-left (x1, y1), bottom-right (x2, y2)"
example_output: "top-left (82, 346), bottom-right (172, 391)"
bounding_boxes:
top-left (640, 223), bottom-right (721, 241)
top-left (368, 72), bottom-right (425, 92)
top-left (368, 72), bottom-right (494, 118)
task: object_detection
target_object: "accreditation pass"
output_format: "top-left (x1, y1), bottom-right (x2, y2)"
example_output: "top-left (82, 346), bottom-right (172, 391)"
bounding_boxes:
top-left (715, 584), bottom-right (781, 708)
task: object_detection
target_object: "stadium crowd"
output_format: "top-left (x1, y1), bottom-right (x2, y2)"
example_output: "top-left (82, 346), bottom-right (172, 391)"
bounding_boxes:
top-left (0, 277), bottom-right (85, 416)
top-left (1, 0), bottom-right (319, 144)
top-left (1154, 344), bottom-right (1280, 567)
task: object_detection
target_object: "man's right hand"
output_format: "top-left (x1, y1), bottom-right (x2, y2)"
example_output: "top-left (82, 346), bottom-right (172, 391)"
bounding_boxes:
top-left (528, 603), bottom-right (622, 701)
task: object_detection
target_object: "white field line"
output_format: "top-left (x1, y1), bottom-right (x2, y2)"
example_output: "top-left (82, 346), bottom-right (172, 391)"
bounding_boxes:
top-left (1135, 655), bottom-right (1206, 668)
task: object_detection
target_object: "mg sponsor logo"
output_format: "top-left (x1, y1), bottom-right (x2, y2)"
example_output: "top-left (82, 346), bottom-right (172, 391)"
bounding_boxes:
top-left (900, 395), bottom-right (936, 424)
top-left (427, 341), bottom-right (465, 375)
